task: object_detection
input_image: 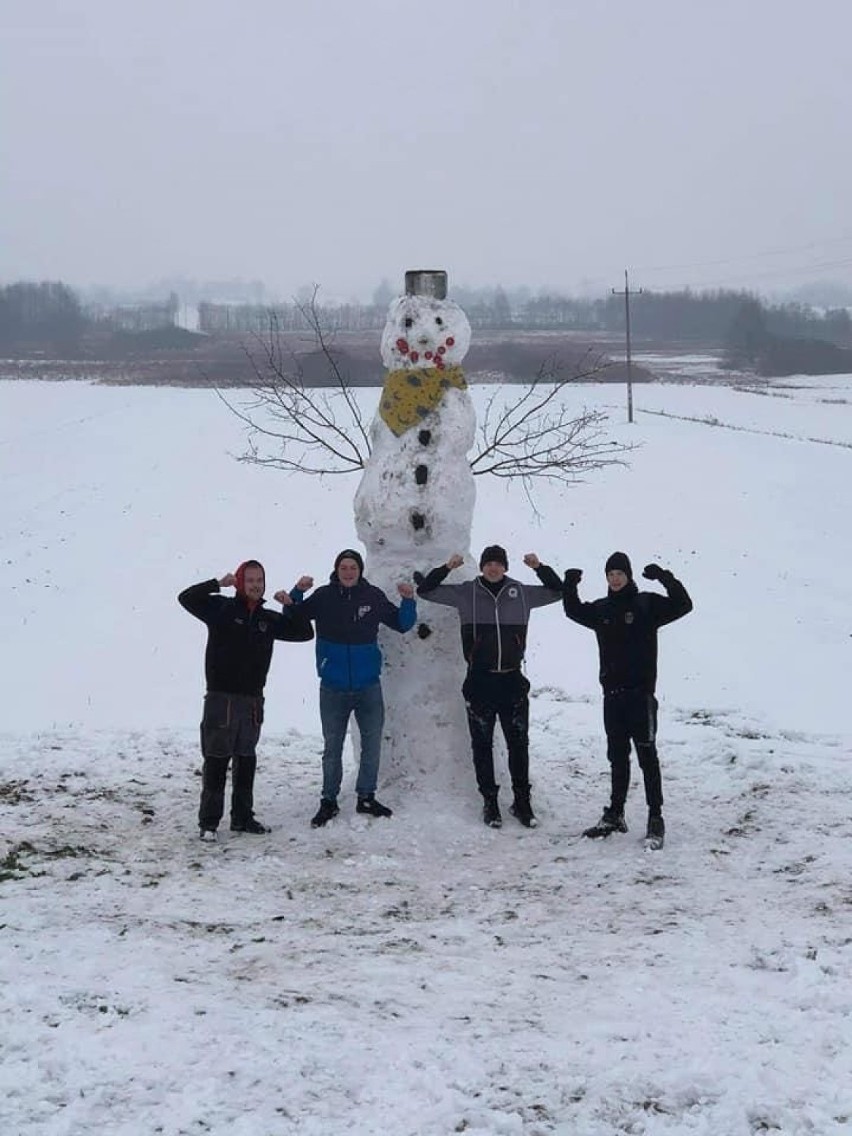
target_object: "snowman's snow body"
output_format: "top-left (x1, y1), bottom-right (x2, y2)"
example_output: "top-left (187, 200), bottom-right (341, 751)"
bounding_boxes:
top-left (354, 292), bottom-right (478, 786)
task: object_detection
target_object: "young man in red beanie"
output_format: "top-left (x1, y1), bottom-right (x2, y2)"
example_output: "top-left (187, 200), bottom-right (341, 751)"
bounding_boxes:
top-left (415, 546), bottom-right (562, 829)
top-left (540, 551), bottom-right (692, 848)
top-left (179, 559), bottom-right (313, 841)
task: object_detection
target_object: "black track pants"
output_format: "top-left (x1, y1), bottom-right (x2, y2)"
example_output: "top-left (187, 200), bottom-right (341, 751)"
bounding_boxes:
top-left (602, 688), bottom-right (663, 814)
top-left (463, 670), bottom-right (531, 798)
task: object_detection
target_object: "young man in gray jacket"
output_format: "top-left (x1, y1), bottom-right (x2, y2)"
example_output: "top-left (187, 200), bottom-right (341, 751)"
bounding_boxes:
top-left (416, 545), bottom-right (561, 828)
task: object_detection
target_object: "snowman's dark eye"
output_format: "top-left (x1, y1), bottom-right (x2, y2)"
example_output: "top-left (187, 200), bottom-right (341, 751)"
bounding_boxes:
top-left (435, 317), bottom-right (444, 326)
top-left (404, 317), bottom-right (414, 329)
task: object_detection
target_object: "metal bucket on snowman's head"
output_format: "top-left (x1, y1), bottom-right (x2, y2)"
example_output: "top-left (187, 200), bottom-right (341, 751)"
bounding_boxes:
top-left (404, 270), bottom-right (447, 300)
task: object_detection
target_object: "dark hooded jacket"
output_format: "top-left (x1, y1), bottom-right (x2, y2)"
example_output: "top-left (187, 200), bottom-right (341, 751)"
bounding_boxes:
top-left (179, 579), bottom-right (313, 696)
top-left (557, 570), bottom-right (692, 694)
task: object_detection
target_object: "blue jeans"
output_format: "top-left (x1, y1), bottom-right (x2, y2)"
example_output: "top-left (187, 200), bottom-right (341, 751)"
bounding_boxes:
top-left (319, 682), bottom-right (385, 801)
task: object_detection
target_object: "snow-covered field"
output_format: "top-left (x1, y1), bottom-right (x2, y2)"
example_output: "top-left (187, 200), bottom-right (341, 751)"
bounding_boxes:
top-left (1, 373), bottom-right (851, 1135)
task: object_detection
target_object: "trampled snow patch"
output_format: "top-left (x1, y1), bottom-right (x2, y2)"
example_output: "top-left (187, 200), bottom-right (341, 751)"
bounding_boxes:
top-left (2, 699), bottom-right (851, 1135)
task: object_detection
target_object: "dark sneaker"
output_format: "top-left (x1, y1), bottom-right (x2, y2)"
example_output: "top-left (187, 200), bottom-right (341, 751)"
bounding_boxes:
top-left (199, 828), bottom-right (218, 842)
top-left (230, 816), bottom-right (271, 834)
top-left (645, 814), bottom-right (665, 849)
top-left (509, 793), bottom-right (537, 828)
top-left (482, 795), bottom-right (502, 828)
top-left (310, 799), bottom-right (339, 828)
top-left (583, 806), bottom-right (628, 838)
top-left (356, 794), bottom-right (393, 818)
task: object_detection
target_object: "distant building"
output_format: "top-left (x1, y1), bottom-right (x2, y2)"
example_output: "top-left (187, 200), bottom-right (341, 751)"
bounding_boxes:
top-left (88, 292), bottom-right (179, 332)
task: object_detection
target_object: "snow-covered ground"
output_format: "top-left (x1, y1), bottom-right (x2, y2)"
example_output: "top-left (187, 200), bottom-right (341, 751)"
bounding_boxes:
top-left (1, 372), bottom-right (851, 1135)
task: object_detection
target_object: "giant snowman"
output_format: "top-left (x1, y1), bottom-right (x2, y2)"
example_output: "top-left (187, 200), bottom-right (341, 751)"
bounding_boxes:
top-left (354, 270), bottom-right (477, 789)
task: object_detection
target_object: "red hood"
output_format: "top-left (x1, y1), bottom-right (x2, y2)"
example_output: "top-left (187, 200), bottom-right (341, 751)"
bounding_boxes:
top-left (235, 559), bottom-right (265, 610)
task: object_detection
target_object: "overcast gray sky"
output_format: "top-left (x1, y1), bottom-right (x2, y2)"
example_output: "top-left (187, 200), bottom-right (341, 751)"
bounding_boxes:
top-left (3, 0), bottom-right (852, 300)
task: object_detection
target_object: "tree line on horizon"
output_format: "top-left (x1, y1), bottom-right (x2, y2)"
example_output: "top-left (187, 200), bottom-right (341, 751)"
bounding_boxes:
top-left (2, 278), bottom-right (852, 376)
top-left (197, 284), bottom-right (852, 348)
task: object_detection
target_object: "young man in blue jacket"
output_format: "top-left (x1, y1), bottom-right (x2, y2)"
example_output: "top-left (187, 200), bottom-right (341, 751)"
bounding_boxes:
top-left (280, 549), bottom-right (416, 827)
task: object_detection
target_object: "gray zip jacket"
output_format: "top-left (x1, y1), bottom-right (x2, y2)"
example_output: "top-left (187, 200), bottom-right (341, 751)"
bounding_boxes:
top-left (416, 564), bottom-right (561, 672)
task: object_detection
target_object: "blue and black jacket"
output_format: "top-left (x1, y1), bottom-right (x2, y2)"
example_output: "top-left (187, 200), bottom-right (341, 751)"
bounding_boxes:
top-left (291, 576), bottom-right (416, 690)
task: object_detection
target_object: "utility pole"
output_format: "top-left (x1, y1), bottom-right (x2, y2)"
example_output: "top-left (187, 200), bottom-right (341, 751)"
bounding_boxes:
top-left (612, 269), bottom-right (643, 423)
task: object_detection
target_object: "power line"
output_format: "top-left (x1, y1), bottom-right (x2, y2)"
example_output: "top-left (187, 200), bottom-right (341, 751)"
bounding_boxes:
top-left (635, 255), bottom-right (852, 297)
top-left (636, 232), bottom-right (852, 275)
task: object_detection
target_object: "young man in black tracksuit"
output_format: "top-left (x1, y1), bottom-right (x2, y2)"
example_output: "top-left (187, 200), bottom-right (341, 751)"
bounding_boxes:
top-left (179, 559), bottom-right (313, 840)
top-left (416, 545), bottom-right (562, 829)
top-left (540, 551), bottom-right (692, 845)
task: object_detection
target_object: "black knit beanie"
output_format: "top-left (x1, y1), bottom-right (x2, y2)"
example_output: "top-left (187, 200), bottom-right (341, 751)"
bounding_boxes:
top-left (605, 551), bottom-right (632, 578)
top-left (334, 548), bottom-right (364, 576)
top-left (479, 545), bottom-right (509, 570)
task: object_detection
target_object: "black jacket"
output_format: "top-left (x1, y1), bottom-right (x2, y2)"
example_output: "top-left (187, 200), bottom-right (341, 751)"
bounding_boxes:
top-left (547, 568), bottom-right (692, 694)
top-left (178, 579), bottom-right (313, 697)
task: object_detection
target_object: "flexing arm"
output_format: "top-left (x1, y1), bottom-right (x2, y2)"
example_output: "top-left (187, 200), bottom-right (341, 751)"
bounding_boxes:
top-left (177, 578), bottom-right (227, 623)
top-left (642, 564), bottom-right (693, 626)
top-left (531, 562), bottom-right (563, 592)
top-left (283, 585), bottom-right (318, 619)
top-left (415, 554), bottom-right (467, 608)
top-left (272, 603), bottom-right (314, 642)
top-left (379, 584), bottom-right (417, 633)
top-left (522, 553), bottom-right (564, 608)
top-left (416, 563), bottom-right (451, 595)
top-left (561, 569), bottom-right (599, 629)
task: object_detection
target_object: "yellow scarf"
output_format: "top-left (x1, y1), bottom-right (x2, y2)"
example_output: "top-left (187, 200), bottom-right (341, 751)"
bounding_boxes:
top-left (379, 365), bottom-right (467, 437)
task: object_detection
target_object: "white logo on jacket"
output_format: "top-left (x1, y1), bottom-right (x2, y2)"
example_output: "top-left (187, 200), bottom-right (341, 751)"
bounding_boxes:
top-left (358, 605), bottom-right (372, 619)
